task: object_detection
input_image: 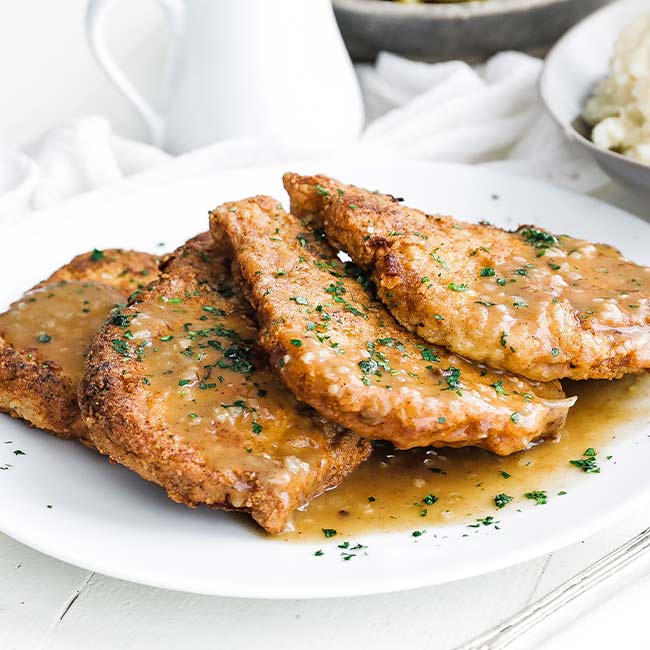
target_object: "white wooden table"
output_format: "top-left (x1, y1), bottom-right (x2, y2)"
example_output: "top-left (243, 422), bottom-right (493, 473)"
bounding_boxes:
top-left (0, 184), bottom-right (648, 650)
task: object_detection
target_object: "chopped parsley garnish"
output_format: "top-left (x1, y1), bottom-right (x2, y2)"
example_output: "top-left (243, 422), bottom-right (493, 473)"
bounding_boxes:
top-left (500, 331), bottom-right (509, 347)
top-left (510, 412), bottom-right (520, 424)
top-left (37, 333), bottom-right (52, 343)
top-left (412, 530), bottom-right (425, 538)
top-left (314, 549), bottom-right (324, 556)
top-left (178, 379), bottom-right (191, 387)
top-left (252, 422), bottom-right (263, 434)
top-left (290, 339), bottom-right (302, 347)
top-left (494, 493), bottom-right (513, 509)
top-left (430, 252), bottom-right (447, 268)
top-left (112, 339), bottom-right (130, 357)
top-left (468, 516), bottom-right (498, 528)
top-left (420, 347), bottom-right (440, 363)
top-left (422, 494), bottom-right (438, 505)
top-left (492, 380), bottom-right (509, 396)
top-left (519, 227), bottom-right (559, 250)
top-left (499, 470), bottom-right (511, 479)
top-left (90, 249), bottom-right (105, 262)
top-left (551, 347), bottom-right (560, 357)
top-left (111, 310), bottom-right (133, 327)
top-left (475, 301), bottom-right (496, 307)
top-left (13, 450), bottom-right (25, 456)
top-left (315, 184), bottom-right (329, 197)
top-left (322, 528), bottom-right (337, 538)
top-left (524, 490), bottom-right (547, 505)
top-left (160, 335), bottom-right (174, 342)
top-left (448, 283), bottom-right (469, 292)
top-left (569, 448), bottom-right (601, 473)
top-left (291, 296), bottom-right (309, 305)
top-left (443, 366), bottom-right (462, 393)
top-left (480, 267), bottom-right (495, 277)
top-left (437, 417), bottom-right (446, 424)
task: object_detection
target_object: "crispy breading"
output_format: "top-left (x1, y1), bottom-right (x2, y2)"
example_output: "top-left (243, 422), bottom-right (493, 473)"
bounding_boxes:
top-left (0, 249), bottom-right (158, 442)
top-left (283, 173), bottom-right (650, 382)
top-left (210, 196), bottom-right (573, 456)
top-left (79, 233), bottom-right (370, 534)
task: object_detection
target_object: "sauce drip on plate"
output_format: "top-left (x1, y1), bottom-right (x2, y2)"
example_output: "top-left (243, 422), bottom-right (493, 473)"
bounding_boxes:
top-left (288, 373), bottom-right (650, 539)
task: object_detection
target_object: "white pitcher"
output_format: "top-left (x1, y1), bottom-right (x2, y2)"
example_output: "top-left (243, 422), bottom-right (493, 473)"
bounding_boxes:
top-left (86, 0), bottom-right (365, 154)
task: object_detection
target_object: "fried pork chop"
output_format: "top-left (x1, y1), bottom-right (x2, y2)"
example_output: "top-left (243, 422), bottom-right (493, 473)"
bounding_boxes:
top-left (0, 249), bottom-right (158, 443)
top-left (210, 196), bottom-right (573, 455)
top-left (79, 233), bottom-right (370, 534)
top-left (284, 173), bottom-right (650, 382)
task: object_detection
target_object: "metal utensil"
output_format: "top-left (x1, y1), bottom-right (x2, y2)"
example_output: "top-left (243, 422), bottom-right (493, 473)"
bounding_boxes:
top-left (456, 526), bottom-right (650, 650)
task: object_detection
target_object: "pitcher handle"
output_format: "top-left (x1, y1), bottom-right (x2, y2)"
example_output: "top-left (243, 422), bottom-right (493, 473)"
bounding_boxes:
top-left (85, 0), bottom-right (185, 147)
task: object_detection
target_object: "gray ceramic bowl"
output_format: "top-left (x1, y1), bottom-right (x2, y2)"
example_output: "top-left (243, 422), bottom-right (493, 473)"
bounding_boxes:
top-left (333, 0), bottom-right (611, 62)
top-left (540, 0), bottom-right (650, 194)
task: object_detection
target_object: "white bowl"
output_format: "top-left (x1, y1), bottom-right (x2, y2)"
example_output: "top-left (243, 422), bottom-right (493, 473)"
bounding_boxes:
top-left (540, 0), bottom-right (650, 193)
top-left (0, 147), bottom-right (39, 217)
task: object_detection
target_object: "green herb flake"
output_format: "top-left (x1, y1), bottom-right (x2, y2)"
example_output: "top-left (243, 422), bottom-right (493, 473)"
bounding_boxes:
top-left (480, 267), bottom-right (495, 277)
top-left (90, 249), bottom-right (105, 262)
top-left (37, 333), bottom-right (52, 343)
top-left (420, 347), bottom-right (440, 363)
top-left (322, 528), bottom-right (337, 538)
top-left (569, 448), bottom-right (601, 473)
top-left (524, 490), bottom-right (547, 505)
top-left (494, 493), bottom-right (513, 509)
top-left (448, 283), bottom-right (470, 292)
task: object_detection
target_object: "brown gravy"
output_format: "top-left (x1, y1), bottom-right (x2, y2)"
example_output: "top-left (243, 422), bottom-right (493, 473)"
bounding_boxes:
top-left (0, 281), bottom-right (124, 379)
top-left (287, 373), bottom-right (650, 539)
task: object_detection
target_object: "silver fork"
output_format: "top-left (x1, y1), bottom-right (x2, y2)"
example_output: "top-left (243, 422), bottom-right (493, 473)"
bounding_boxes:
top-left (455, 526), bottom-right (650, 650)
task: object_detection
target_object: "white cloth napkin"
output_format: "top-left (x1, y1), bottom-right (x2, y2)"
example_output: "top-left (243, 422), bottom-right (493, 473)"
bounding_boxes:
top-left (17, 51), bottom-right (609, 212)
top-left (3, 49), bottom-right (643, 647)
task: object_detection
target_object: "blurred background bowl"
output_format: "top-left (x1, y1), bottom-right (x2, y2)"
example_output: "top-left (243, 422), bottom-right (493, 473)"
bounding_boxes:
top-left (333, 0), bottom-right (611, 62)
top-left (540, 0), bottom-right (650, 194)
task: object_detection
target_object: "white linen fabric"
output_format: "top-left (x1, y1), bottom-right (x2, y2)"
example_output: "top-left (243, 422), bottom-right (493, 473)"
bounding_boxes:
top-left (19, 51), bottom-right (608, 211)
top-left (1, 49), bottom-right (642, 648)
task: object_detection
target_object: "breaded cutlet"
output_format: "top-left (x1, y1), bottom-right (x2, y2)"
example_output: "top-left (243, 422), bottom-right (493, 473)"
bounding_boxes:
top-left (79, 233), bottom-right (370, 534)
top-left (0, 248), bottom-right (158, 443)
top-left (210, 196), bottom-right (573, 456)
top-left (284, 173), bottom-right (650, 382)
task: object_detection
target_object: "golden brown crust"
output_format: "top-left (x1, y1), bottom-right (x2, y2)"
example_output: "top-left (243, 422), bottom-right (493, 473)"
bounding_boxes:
top-left (79, 233), bottom-right (370, 534)
top-left (283, 173), bottom-right (650, 382)
top-left (0, 249), bottom-right (159, 442)
top-left (210, 196), bottom-right (572, 456)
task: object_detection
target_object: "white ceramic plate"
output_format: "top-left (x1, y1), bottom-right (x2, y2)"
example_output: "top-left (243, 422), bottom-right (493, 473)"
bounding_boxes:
top-left (1, 159), bottom-right (649, 599)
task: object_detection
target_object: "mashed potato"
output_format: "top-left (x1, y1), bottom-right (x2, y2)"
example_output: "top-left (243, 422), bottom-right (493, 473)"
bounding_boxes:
top-left (583, 14), bottom-right (650, 164)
